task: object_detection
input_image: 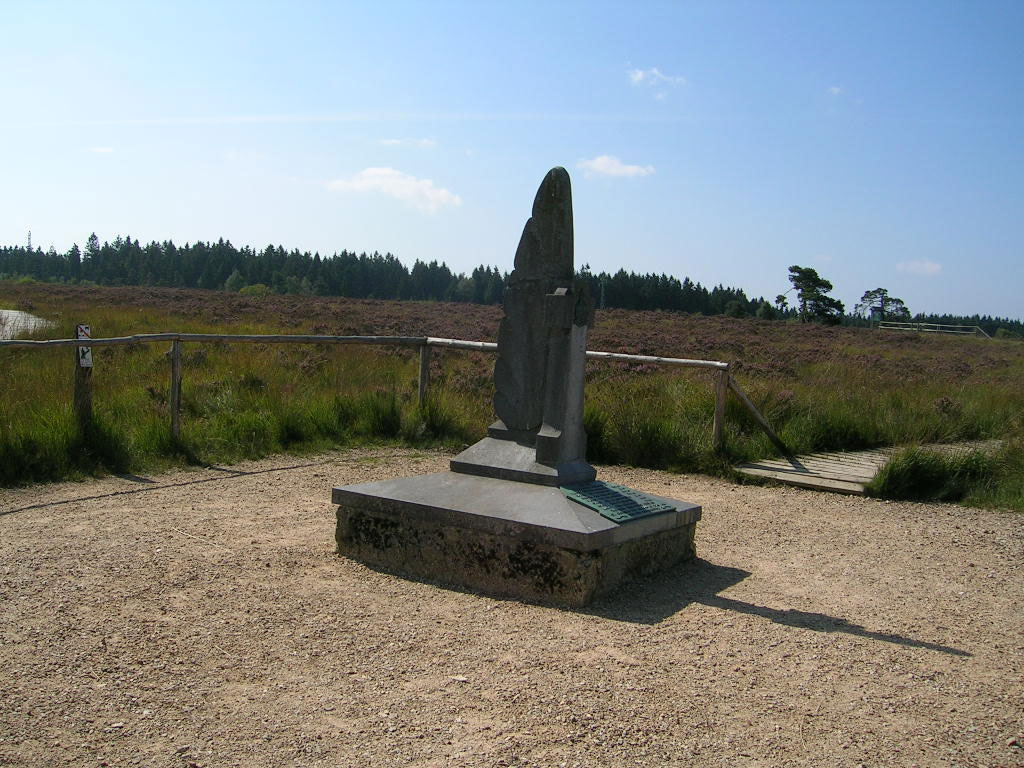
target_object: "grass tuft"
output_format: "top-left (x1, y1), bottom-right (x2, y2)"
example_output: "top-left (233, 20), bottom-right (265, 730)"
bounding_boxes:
top-left (355, 389), bottom-right (403, 438)
top-left (866, 447), bottom-right (997, 503)
top-left (402, 396), bottom-right (468, 444)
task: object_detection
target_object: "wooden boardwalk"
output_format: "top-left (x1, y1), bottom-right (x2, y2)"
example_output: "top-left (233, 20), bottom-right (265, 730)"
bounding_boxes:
top-left (735, 441), bottom-right (1001, 495)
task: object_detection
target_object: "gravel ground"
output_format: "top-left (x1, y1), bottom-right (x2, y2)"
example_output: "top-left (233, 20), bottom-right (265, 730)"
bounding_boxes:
top-left (1, 448), bottom-right (1022, 768)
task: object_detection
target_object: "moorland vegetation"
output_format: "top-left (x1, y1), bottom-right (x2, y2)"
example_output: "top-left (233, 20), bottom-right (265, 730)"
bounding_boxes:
top-left (2, 282), bottom-right (1022, 511)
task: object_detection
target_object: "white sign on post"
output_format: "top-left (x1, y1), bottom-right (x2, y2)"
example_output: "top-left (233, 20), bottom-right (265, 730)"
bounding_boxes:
top-left (76, 324), bottom-right (93, 368)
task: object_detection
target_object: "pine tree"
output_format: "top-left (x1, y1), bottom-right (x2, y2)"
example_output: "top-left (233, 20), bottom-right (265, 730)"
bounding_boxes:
top-left (787, 265), bottom-right (845, 324)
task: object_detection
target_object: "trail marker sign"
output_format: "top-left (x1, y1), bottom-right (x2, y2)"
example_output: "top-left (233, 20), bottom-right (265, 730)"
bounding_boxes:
top-left (76, 324), bottom-right (93, 368)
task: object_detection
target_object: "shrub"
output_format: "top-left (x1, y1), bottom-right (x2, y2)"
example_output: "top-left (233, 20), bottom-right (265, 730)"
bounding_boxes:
top-left (239, 283), bottom-right (270, 297)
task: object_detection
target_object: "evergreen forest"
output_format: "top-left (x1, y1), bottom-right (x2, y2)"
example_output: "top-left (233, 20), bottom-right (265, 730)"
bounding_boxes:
top-left (1, 235), bottom-right (1021, 336)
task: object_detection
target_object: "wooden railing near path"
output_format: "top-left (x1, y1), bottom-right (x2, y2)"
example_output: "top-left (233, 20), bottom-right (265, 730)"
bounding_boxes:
top-left (0, 331), bottom-right (786, 454)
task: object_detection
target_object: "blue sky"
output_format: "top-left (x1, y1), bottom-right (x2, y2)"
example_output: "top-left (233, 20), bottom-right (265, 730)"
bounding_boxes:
top-left (2, 1), bottom-right (1022, 318)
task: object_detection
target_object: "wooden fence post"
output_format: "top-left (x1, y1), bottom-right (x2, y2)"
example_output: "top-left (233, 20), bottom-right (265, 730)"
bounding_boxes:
top-left (726, 375), bottom-right (789, 456)
top-left (713, 368), bottom-right (728, 450)
top-left (418, 342), bottom-right (431, 406)
top-left (169, 339), bottom-right (182, 441)
top-left (73, 323), bottom-right (93, 435)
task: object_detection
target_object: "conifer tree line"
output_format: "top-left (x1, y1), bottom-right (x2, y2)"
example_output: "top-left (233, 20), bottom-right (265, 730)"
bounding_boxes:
top-left (0, 235), bottom-right (766, 316)
top-left (1, 235), bottom-right (1021, 336)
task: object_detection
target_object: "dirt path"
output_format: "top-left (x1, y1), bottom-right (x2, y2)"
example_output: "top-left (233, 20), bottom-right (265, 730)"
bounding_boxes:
top-left (1, 449), bottom-right (1022, 767)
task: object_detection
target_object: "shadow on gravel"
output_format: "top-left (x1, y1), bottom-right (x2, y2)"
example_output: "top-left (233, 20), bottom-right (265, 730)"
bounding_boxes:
top-left (115, 473), bottom-right (157, 484)
top-left (0, 461), bottom-right (323, 517)
top-left (589, 558), bottom-right (972, 657)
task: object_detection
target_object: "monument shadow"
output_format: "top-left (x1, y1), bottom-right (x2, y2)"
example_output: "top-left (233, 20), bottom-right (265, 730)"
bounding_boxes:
top-left (586, 557), bottom-right (970, 657)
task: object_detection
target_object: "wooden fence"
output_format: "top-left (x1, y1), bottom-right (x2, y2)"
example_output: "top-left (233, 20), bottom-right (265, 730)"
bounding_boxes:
top-left (878, 320), bottom-right (991, 339)
top-left (0, 330), bottom-right (786, 454)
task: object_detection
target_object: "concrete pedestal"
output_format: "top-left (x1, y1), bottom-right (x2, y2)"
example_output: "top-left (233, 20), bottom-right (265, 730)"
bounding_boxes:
top-left (333, 472), bottom-right (701, 607)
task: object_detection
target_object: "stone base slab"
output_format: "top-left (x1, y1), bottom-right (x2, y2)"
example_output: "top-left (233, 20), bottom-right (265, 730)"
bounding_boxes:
top-left (333, 472), bottom-right (700, 607)
top-left (450, 436), bottom-right (596, 486)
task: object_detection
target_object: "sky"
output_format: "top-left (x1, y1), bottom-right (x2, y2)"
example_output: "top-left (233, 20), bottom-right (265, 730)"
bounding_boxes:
top-left (2, 0), bottom-right (1022, 319)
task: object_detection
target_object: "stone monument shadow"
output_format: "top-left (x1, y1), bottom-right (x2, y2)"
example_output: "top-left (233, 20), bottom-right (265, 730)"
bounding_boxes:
top-left (583, 558), bottom-right (750, 624)
top-left (587, 559), bottom-right (971, 656)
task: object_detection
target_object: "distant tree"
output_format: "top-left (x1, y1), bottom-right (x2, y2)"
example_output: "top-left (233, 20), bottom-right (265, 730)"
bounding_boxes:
top-left (855, 287), bottom-right (910, 321)
top-left (283, 275), bottom-right (309, 295)
top-left (67, 243), bottom-right (81, 281)
top-left (787, 265), bottom-right (844, 324)
top-left (755, 300), bottom-right (777, 320)
top-left (448, 277), bottom-right (475, 302)
top-left (224, 268), bottom-right (246, 292)
top-left (724, 299), bottom-right (747, 318)
top-left (239, 283), bottom-right (271, 297)
top-left (483, 270), bottom-right (505, 304)
top-left (774, 294), bottom-right (788, 312)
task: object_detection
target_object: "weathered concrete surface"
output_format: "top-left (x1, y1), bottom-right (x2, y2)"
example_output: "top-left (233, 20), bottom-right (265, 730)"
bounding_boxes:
top-left (333, 472), bottom-right (700, 606)
top-left (335, 497), bottom-right (696, 608)
top-left (449, 437), bottom-right (596, 486)
top-left (332, 472), bottom-right (700, 550)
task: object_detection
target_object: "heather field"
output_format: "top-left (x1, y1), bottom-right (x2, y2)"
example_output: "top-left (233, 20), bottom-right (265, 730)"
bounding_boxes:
top-left (1, 281), bottom-right (1022, 510)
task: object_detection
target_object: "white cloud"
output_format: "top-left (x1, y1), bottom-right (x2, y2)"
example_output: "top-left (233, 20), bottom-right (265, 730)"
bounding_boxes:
top-left (327, 167), bottom-right (461, 213)
top-left (377, 137), bottom-right (437, 148)
top-left (628, 67), bottom-right (686, 87)
top-left (577, 155), bottom-right (655, 178)
top-left (827, 85), bottom-right (843, 96)
top-left (87, 146), bottom-right (114, 153)
top-left (896, 259), bottom-right (942, 276)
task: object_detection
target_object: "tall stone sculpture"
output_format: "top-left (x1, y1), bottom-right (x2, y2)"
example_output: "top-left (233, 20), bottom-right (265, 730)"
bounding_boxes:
top-left (494, 166), bottom-right (576, 433)
top-left (332, 167), bottom-right (701, 607)
top-left (451, 167), bottom-right (595, 485)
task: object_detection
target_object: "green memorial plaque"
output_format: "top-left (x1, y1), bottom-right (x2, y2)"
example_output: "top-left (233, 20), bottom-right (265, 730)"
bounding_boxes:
top-left (560, 480), bottom-right (675, 523)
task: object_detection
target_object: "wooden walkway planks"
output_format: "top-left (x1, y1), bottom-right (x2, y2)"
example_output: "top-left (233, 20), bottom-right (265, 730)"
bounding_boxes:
top-left (735, 441), bottom-right (1003, 495)
top-left (736, 450), bottom-right (886, 495)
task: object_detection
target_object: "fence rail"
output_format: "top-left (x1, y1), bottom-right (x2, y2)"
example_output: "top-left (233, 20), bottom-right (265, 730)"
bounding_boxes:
top-left (1, 330), bottom-right (785, 455)
top-left (878, 321), bottom-right (991, 339)
top-left (0, 332), bottom-right (428, 348)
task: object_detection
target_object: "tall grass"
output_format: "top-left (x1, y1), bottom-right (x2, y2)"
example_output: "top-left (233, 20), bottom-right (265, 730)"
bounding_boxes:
top-left (866, 441), bottom-right (1024, 511)
top-left (866, 447), bottom-right (997, 503)
top-left (579, 362), bottom-right (1024, 510)
top-left (0, 305), bottom-right (484, 485)
top-left (2, 291), bottom-right (1023, 512)
top-left (583, 362), bottom-right (1023, 463)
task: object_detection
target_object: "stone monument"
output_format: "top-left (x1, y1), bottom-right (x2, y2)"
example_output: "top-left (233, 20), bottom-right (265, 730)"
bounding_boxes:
top-left (333, 167), bottom-right (701, 607)
top-left (450, 167), bottom-right (594, 486)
